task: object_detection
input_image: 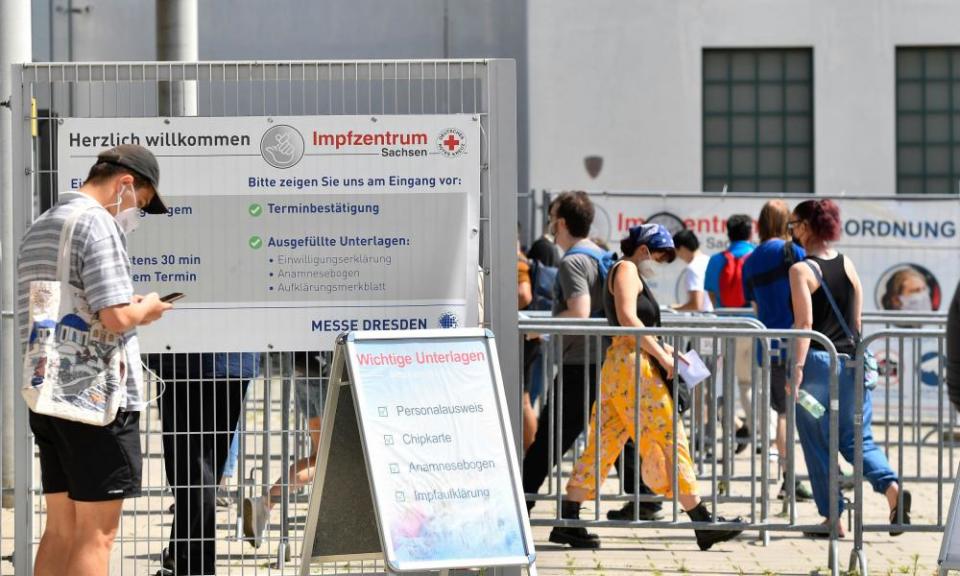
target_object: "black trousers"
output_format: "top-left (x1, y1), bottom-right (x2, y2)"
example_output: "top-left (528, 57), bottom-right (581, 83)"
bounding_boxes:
top-left (522, 363), bottom-right (659, 508)
top-left (523, 364), bottom-right (598, 498)
top-left (159, 378), bottom-right (247, 575)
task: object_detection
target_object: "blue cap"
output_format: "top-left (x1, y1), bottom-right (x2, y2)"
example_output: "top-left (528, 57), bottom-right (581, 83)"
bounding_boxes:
top-left (628, 223), bottom-right (675, 252)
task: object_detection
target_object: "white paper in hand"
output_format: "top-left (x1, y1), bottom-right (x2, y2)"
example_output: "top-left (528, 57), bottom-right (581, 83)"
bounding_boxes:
top-left (679, 350), bottom-right (711, 389)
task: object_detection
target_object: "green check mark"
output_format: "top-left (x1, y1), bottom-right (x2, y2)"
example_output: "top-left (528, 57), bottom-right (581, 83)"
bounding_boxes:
top-left (248, 236), bottom-right (263, 250)
top-left (248, 203), bottom-right (263, 217)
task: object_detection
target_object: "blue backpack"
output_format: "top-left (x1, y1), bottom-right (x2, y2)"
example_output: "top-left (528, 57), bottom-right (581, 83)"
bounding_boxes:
top-left (565, 245), bottom-right (616, 281)
top-left (528, 259), bottom-right (560, 311)
top-left (531, 246), bottom-right (615, 314)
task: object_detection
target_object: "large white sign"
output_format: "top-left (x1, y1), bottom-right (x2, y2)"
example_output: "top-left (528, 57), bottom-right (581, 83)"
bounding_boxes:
top-left (577, 192), bottom-right (959, 313)
top-left (577, 191), bottom-right (957, 417)
top-left (58, 116), bottom-right (481, 352)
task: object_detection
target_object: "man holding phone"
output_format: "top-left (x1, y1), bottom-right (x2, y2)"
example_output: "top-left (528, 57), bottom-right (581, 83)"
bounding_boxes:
top-left (17, 144), bottom-right (172, 576)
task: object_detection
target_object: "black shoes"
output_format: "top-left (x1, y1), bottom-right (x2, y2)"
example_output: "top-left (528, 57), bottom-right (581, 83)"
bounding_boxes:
top-left (606, 500), bottom-right (663, 521)
top-left (154, 547), bottom-right (175, 576)
top-left (734, 425), bottom-right (751, 455)
top-left (777, 480), bottom-right (814, 502)
top-left (686, 503), bottom-right (744, 551)
top-left (548, 500), bottom-right (601, 549)
top-left (889, 490), bottom-right (912, 536)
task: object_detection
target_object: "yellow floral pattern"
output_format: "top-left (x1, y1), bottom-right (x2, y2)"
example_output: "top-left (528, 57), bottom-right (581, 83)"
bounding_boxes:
top-left (567, 336), bottom-right (699, 499)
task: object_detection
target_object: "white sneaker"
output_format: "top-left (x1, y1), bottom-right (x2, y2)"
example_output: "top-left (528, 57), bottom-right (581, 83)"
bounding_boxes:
top-left (243, 496), bottom-right (270, 549)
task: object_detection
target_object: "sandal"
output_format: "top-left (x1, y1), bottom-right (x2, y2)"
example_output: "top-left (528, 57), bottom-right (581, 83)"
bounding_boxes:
top-left (803, 519), bottom-right (845, 539)
top-left (889, 490), bottom-right (911, 536)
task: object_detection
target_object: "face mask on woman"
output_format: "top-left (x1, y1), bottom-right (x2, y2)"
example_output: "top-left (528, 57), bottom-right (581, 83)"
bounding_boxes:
top-left (637, 248), bottom-right (658, 278)
top-left (899, 289), bottom-right (932, 311)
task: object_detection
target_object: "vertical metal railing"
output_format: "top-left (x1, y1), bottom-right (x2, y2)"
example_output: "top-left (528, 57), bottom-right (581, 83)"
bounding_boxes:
top-left (7, 59), bottom-right (516, 576)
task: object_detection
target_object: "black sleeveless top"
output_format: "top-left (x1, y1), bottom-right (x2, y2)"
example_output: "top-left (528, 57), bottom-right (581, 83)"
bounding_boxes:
top-left (603, 261), bottom-right (661, 328)
top-left (807, 254), bottom-right (857, 355)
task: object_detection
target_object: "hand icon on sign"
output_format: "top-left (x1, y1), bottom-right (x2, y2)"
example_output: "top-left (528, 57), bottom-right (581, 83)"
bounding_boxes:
top-left (264, 132), bottom-right (296, 165)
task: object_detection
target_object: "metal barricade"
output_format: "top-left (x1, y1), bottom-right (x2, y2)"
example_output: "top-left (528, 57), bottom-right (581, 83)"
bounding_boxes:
top-left (850, 327), bottom-right (950, 576)
top-left (6, 60), bottom-right (518, 576)
top-left (518, 319), bottom-right (847, 575)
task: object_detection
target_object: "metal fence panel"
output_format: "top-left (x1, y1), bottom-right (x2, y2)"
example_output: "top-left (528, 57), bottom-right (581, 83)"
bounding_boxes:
top-left (6, 59), bottom-right (518, 576)
top-left (517, 313), bottom-right (951, 576)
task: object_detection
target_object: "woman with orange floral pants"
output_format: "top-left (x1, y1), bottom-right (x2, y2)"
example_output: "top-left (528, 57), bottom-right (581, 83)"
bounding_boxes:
top-left (549, 224), bottom-right (743, 551)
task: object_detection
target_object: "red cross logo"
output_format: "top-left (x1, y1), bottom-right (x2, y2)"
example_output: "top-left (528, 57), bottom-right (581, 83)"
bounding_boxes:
top-left (437, 128), bottom-right (466, 157)
top-left (443, 134), bottom-right (461, 151)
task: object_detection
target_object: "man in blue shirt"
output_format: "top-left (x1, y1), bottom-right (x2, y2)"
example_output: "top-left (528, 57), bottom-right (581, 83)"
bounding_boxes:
top-left (704, 214), bottom-right (755, 308)
top-left (742, 200), bottom-right (813, 501)
top-left (704, 214), bottom-right (756, 453)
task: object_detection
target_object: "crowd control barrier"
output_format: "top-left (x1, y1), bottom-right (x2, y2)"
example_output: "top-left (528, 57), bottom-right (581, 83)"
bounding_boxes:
top-left (518, 318), bottom-right (852, 575)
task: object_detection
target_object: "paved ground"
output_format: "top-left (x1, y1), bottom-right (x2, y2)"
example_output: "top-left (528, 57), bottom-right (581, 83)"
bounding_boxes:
top-left (0, 375), bottom-right (952, 575)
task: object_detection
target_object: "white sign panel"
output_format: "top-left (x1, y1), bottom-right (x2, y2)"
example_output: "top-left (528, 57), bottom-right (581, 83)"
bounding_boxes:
top-left (579, 192), bottom-right (959, 313)
top-left (577, 191), bottom-right (957, 417)
top-left (348, 331), bottom-right (529, 570)
top-left (57, 115), bottom-right (481, 352)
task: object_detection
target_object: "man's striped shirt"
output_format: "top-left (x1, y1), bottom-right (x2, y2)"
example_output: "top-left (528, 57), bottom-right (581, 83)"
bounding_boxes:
top-left (17, 191), bottom-right (144, 411)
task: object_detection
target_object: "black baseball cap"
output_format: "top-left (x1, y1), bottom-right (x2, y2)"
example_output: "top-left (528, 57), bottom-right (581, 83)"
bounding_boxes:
top-left (96, 144), bottom-right (167, 214)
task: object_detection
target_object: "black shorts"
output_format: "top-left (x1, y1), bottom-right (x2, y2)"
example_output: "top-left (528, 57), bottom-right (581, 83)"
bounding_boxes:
top-left (770, 362), bottom-right (787, 414)
top-left (30, 410), bottom-right (142, 501)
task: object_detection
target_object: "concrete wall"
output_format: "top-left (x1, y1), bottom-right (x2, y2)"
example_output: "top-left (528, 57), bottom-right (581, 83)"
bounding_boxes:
top-left (30, 0), bottom-right (528, 198)
top-left (529, 0), bottom-right (960, 195)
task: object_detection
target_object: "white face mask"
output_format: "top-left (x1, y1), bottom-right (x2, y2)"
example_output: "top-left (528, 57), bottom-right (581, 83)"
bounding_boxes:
top-left (112, 185), bottom-right (141, 235)
top-left (638, 259), bottom-right (657, 278)
top-left (899, 289), bottom-right (932, 311)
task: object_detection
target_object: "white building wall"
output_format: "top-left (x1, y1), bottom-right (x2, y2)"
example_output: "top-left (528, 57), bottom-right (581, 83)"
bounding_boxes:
top-left (529, 0), bottom-right (960, 195)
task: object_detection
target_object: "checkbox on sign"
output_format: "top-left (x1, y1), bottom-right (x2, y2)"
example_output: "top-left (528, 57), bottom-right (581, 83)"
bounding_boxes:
top-left (395, 491), bottom-right (405, 503)
top-left (378, 406), bottom-right (388, 417)
top-left (389, 463), bottom-right (400, 474)
top-left (384, 435), bottom-right (394, 446)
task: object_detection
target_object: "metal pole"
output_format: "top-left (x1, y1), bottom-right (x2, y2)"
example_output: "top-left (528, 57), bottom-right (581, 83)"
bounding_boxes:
top-left (156, 0), bottom-right (198, 117)
top-left (0, 0), bottom-right (32, 511)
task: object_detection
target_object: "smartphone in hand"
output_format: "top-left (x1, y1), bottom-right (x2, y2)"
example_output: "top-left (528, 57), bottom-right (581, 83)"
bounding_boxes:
top-left (160, 292), bottom-right (185, 303)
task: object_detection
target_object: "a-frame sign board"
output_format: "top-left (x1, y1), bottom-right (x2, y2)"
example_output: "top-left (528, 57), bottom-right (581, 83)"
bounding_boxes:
top-left (299, 329), bottom-right (537, 575)
top-left (938, 462), bottom-right (960, 575)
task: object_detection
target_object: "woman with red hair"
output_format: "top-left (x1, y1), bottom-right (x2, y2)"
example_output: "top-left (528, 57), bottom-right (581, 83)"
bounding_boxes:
top-left (788, 199), bottom-right (909, 537)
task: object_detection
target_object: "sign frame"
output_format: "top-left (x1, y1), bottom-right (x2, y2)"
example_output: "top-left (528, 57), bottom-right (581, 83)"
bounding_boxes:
top-left (938, 461), bottom-right (960, 575)
top-left (299, 328), bottom-right (537, 575)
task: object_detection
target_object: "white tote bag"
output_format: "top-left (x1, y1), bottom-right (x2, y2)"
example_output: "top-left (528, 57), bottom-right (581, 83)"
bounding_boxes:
top-left (22, 205), bottom-right (127, 426)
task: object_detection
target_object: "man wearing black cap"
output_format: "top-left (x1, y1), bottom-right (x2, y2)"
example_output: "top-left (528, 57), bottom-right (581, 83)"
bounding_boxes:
top-left (17, 144), bottom-right (172, 576)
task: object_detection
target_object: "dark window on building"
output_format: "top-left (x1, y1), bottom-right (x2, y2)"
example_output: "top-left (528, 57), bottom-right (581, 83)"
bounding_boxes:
top-left (703, 48), bottom-right (814, 193)
top-left (897, 47), bottom-right (960, 194)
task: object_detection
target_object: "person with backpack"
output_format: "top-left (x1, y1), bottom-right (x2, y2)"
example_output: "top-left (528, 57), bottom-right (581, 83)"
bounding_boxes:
top-left (551, 224), bottom-right (743, 550)
top-left (522, 203), bottom-right (560, 411)
top-left (522, 191), bottom-right (608, 509)
top-left (705, 214), bottom-right (756, 453)
top-left (523, 192), bottom-right (662, 526)
top-left (788, 199), bottom-right (909, 538)
top-left (742, 201), bottom-right (814, 502)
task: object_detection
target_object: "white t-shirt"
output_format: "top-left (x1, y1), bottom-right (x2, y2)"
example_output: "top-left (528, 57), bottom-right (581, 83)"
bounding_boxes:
top-left (681, 252), bottom-right (713, 312)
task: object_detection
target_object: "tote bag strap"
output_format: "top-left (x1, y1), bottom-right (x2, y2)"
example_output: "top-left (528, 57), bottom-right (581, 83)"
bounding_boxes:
top-left (56, 204), bottom-right (97, 286)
